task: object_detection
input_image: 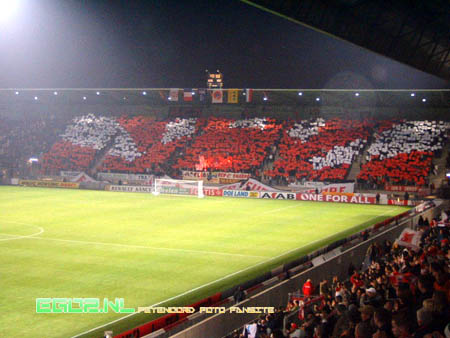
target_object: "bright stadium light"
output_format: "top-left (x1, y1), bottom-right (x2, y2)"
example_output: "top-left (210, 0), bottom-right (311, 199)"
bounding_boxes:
top-left (0, 0), bottom-right (21, 23)
top-left (355, 92), bottom-right (360, 97)
top-left (96, 91), bottom-right (100, 95)
top-left (53, 91), bottom-right (58, 95)
top-left (191, 91), bottom-right (195, 95)
top-left (142, 91), bottom-right (147, 95)
top-left (298, 92), bottom-right (303, 96)
top-left (316, 97), bottom-right (320, 101)
top-left (15, 91), bottom-right (19, 95)
top-left (263, 97), bottom-right (268, 101)
top-left (83, 96), bottom-right (87, 100)
top-left (411, 93), bottom-right (415, 97)
top-left (34, 96), bottom-right (38, 100)
top-left (422, 98), bottom-right (427, 102)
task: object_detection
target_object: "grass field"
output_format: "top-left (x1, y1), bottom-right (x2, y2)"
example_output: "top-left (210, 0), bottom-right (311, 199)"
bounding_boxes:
top-left (0, 186), bottom-right (410, 337)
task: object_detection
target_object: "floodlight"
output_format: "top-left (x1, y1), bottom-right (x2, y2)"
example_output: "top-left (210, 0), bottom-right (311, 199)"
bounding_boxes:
top-left (0, 0), bottom-right (20, 23)
top-left (96, 91), bottom-right (100, 95)
top-left (355, 92), bottom-right (359, 97)
top-left (53, 91), bottom-right (58, 95)
top-left (263, 97), bottom-right (268, 101)
top-left (316, 97), bottom-right (320, 101)
top-left (243, 92), bottom-right (246, 95)
top-left (191, 91), bottom-right (195, 95)
top-left (15, 91), bottom-right (19, 95)
top-left (34, 96), bottom-right (38, 100)
top-left (142, 91), bottom-right (147, 95)
top-left (298, 92), bottom-right (303, 96)
top-left (123, 97), bottom-right (127, 100)
top-left (411, 93), bottom-right (415, 97)
top-left (422, 98), bottom-right (426, 102)
top-left (83, 96), bottom-right (87, 100)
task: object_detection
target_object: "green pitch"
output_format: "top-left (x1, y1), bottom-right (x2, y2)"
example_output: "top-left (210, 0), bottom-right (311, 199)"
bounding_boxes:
top-left (0, 186), bottom-right (409, 338)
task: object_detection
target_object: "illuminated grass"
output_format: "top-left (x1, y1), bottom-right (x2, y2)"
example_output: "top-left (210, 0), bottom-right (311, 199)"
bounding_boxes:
top-left (0, 186), bottom-right (409, 337)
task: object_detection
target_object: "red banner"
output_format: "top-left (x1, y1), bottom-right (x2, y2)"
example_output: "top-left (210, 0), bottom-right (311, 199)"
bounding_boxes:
top-left (385, 185), bottom-right (430, 195)
top-left (296, 193), bottom-right (375, 204)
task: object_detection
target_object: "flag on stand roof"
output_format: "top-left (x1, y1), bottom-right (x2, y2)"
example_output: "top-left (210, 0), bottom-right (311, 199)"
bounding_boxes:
top-left (211, 89), bottom-right (223, 103)
top-left (228, 89), bottom-right (239, 103)
top-left (183, 90), bottom-right (193, 102)
top-left (199, 89), bottom-right (206, 101)
top-left (245, 89), bottom-right (253, 102)
top-left (169, 88), bottom-right (179, 101)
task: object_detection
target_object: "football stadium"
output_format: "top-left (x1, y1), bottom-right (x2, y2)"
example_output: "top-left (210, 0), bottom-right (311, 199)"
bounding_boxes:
top-left (1, 1), bottom-right (449, 338)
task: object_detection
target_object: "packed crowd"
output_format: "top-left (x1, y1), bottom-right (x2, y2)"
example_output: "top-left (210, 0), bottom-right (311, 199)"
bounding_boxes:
top-left (3, 113), bottom-right (445, 186)
top-left (173, 117), bottom-right (282, 174)
top-left (0, 115), bottom-right (68, 175)
top-left (358, 121), bottom-right (449, 187)
top-left (266, 119), bottom-right (371, 183)
top-left (230, 214), bottom-right (449, 338)
top-left (99, 116), bottom-right (197, 174)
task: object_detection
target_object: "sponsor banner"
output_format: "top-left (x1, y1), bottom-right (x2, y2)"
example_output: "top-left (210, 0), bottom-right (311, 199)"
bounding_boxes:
top-left (11, 178), bottom-right (19, 185)
top-left (387, 199), bottom-right (416, 206)
top-left (296, 193), bottom-right (375, 204)
top-left (260, 192), bottom-right (296, 200)
top-left (223, 190), bottom-right (259, 198)
top-left (385, 185), bottom-right (431, 195)
top-left (19, 180), bottom-right (79, 189)
top-left (396, 228), bottom-right (421, 251)
top-left (190, 187), bottom-right (223, 197)
top-left (60, 171), bottom-right (82, 178)
top-left (182, 171), bottom-right (251, 183)
top-left (221, 178), bottom-right (280, 192)
top-left (107, 185), bottom-right (154, 193)
top-left (98, 172), bottom-right (153, 185)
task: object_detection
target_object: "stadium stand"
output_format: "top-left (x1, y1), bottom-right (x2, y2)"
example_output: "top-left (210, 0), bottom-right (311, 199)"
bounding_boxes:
top-left (265, 118), bottom-right (372, 183)
top-left (99, 116), bottom-right (197, 174)
top-left (0, 115), bottom-right (68, 175)
top-left (173, 117), bottom-right (282, 174)
top-left (41, 114), bottom-right (121, 173)
top-left (227, 213), bottom-right (450, 338)
top-left (358, 121), bottom-right (449, 187)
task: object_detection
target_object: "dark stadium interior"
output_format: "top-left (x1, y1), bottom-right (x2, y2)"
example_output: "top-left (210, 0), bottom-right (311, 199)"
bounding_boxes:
top-left (0, 1), bottom-right (449, 338)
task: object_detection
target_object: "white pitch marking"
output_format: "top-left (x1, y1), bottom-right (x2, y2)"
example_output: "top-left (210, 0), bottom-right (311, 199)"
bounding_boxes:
top-left (70, 208), bottom-right (403, 338)
top-left (21, 236), bottom-right (267, 259)
top-left (0, 220), bottom-right (45, 241)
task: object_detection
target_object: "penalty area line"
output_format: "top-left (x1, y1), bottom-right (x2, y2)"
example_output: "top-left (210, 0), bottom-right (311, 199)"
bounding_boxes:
top-left (23, 236), bottom-right (267, 259)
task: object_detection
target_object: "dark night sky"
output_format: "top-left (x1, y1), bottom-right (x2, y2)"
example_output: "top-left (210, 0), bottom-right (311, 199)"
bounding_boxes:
top-left (0, 0), bottom-right (448, 89)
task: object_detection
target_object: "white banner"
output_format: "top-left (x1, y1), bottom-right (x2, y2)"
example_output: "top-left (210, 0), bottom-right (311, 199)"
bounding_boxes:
top-left (98, 172), bottom-right (153, 185)
top-left (396, 228), bottom-right (421, 251)
top-left (221, 178), bottom-right (281, 192)
top-left (60, 171), bottom-right (82, 178)
top-left (70, 172), bottom-right (96, 183)
top-left (290, 182), bottom-right (355, 193)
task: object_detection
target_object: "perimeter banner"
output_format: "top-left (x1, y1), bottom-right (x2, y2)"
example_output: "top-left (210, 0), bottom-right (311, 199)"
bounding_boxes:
top-left (182, 171), bottom-right (251, 184)
top-left (19, 180), bottom-right (79, 189)
top-left (98, 172), bottom-right (154, 185)
top-left (107, 185), bottom-right (154, 193)
top-left (296, 193), bottom-right (375, 204)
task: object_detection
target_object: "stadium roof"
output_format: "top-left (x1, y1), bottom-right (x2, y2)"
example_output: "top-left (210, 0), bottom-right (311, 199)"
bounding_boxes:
top-left (0, 88), bottom-right (449, 108)
top-left (241, 0), bottom-right (450, 81)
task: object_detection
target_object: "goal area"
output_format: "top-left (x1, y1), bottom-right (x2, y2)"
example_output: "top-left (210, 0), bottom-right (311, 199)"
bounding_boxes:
top-left (153, 178), bottom-right (204, 198)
